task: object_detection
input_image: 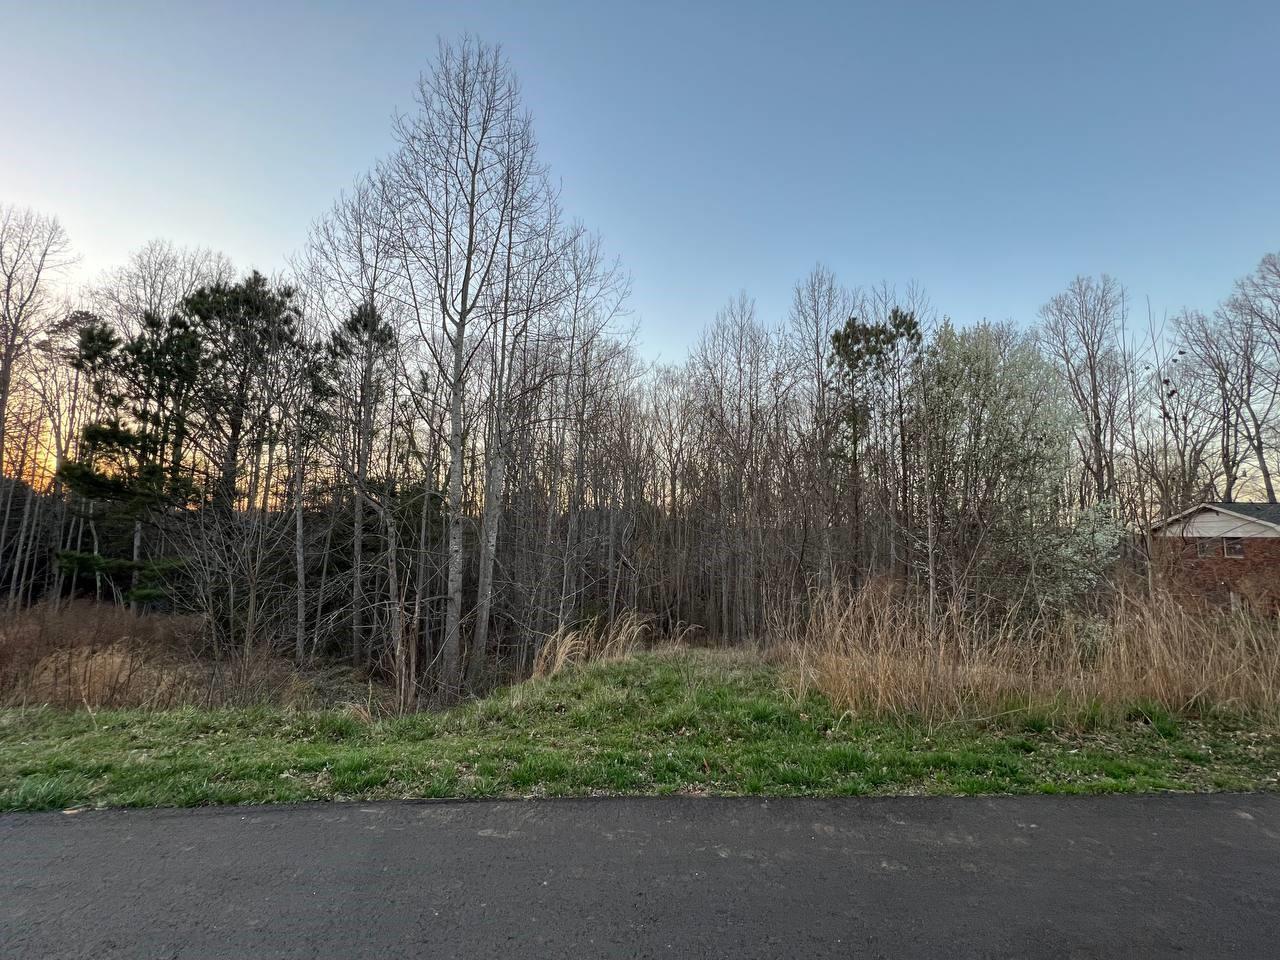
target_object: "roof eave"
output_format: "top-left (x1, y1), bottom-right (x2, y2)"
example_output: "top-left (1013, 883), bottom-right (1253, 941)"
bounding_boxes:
top-left (1151, 502), bottom-right (1280, 535)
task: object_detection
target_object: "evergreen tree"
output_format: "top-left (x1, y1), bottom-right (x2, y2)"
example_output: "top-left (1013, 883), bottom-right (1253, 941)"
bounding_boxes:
top-left (58, 311), bottom-right (202, 605)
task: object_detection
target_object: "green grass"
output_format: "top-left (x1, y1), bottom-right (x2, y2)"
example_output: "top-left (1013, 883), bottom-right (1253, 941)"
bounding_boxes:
top-left (2, 650), bottom-right (1278, 811)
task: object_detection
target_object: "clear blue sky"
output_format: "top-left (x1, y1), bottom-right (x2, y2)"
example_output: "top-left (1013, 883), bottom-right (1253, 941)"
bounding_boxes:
top-left (4, 0), bottom-right (1278, 357)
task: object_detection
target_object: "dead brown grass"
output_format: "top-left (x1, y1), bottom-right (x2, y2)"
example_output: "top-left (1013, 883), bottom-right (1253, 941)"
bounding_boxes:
top-left (0, 601), bottom-right (199, 706)
top-left (774, 582), bottom-right (1280, 726)
top-left (0, 601), bottom-right (389, 710)
top-left (533, 611), bottom-right (650, 678)
top-left (22, 643), bottom-right (204, 708)
top-left (532, 611), bottom-right (700, 678)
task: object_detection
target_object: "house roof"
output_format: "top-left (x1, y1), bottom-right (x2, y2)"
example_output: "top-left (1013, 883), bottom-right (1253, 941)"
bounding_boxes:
top-left (1205, 502), bottom-right (1280, 525)
top-left (1152, 501), bottom-right (1280, 534)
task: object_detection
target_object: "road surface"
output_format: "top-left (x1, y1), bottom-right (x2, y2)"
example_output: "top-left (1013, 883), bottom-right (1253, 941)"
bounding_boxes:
top-left (4, 794), bottom-right (1279, 958)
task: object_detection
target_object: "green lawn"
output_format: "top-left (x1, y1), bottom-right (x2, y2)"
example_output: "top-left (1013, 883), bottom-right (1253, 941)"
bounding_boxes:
top-left (2, 650), bottom-right (1277, 811)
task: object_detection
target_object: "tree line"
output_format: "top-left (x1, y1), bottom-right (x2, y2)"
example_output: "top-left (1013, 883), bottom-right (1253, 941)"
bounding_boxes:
top-left (2, 39), bottom-right (1278, 704)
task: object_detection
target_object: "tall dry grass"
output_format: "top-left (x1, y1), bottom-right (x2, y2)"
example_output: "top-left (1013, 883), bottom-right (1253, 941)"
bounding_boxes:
top-left (0, 601), bottom-right (380, 710)
top-left (532, 611), bottom-right (699, 678)
top-left (0, 601), bottom-right (198, 708)
top-left (533, 611), bottom-right (651, 678)
top-left (775, 582), bottom-right (1280, 726)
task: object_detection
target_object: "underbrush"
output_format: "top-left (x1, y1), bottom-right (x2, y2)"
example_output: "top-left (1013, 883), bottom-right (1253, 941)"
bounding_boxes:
top-left (775, 584), bottom-right (1280, 727)
top-left (0, 601), bottom-right (389, 712)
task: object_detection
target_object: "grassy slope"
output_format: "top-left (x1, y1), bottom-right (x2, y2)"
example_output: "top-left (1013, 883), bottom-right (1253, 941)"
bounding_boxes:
top-left (2, 650), bottom-right (1277, 811)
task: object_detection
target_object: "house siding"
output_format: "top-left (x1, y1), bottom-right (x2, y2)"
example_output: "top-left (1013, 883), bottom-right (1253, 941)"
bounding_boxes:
top-left (1153, 536), bottom-right (1280, 611)
top-left (1161, 513), bottom-right (1280, 538)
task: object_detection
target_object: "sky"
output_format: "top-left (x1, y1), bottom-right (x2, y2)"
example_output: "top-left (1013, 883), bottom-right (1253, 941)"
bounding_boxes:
top-left (3, 0), bottom-right (1278, 359)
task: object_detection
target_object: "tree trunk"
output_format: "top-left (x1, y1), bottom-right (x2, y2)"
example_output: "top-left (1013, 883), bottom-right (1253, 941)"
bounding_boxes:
top-left (6, 483), bottom-right (33, 611)
top-left (128, 518), bottom-right (142, 613)
top-left (441, 316), bottom-right (467, 694)
top-left (468, 452), bottom-right (505, 690)
top-left (293, 417), bottom-right (307, 664)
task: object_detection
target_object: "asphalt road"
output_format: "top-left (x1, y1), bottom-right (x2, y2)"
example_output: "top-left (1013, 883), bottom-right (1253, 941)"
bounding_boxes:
top-left (3, 794), bottom-right (1279, 959)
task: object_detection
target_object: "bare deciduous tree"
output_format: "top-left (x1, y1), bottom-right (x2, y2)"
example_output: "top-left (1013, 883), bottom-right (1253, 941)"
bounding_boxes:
top-left (0, 204), bottom-right (72, 479)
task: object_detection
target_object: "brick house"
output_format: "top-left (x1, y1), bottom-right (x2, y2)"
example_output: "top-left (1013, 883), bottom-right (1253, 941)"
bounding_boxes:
top-left (1151, 502), bottom-right (1280, 611)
